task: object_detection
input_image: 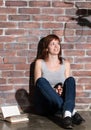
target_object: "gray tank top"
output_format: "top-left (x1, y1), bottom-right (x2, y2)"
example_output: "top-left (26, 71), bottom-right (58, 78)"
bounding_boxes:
top-left (41, 60), bottom-right (66, 88)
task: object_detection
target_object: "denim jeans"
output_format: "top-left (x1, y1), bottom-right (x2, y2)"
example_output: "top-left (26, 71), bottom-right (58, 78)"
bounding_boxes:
top-left (34, 77), bottom-right (76, 116)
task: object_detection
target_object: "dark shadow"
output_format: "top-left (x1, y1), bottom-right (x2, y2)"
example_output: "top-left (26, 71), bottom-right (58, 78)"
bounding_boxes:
top-left (76, 9), bottom-right (91, 27)
top-left (15, 88), bottom-right (31, 113)
top-left (15, 61), bottom-right (36, 113)
top-left (15, 37), bottom-right (45, 114)
top-left (28, 61), bottom-right (35, 109)
top-left (64, 2), bottom-right (91, 42)
top-left (36, 37), bottom-right (45, 59)
top-left (72, 2), bottom-right (91, 28)
top-left (47, 115), bottom-right (64, 128)
top-left (76, 9), bottom-right (91, 17)
top-left (64, 2), bottom-right (91, 28)
top-left (28, 37), bottom-right (45, 110)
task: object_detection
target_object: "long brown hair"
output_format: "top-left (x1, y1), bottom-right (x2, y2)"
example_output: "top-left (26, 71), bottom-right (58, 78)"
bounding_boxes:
top-left (36, 34), bottom-right (63, 64)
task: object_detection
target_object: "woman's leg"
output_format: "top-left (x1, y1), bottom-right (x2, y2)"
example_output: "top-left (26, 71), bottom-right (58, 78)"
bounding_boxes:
top-left (34, 77), bottom-right (63, 115)
top-left (62, 77), bottom-right (76, 114)
top-left (61, 77), bottom-right (85, 128)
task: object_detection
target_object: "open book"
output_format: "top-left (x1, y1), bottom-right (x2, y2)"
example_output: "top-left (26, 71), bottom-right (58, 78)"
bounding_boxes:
top-left (0, 105), bottom-right (29, 123)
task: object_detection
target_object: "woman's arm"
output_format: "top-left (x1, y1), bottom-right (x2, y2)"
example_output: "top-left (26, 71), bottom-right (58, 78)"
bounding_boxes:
top-left (65, 60), bottom-right (71, 78)
top-left (34, 59), bottom-right (42, 84)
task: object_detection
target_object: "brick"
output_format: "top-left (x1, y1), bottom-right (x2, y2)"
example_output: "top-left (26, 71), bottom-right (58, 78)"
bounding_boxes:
top-left (0, 8), bottom-right (16, 14)
top-left (0, 78), bottom-right (6, 84)
top-left (71, 64), bottom-right (83, 70)
top-left (19, 8), bottom-right (40, 14)
top-left (0, 64), bottom-right (14, 70)
top-left (0, 43), bottom-right (3, 50)
top-left (75, 44), bottom-right (91, 49)
top-left (0, 36), bottom-right (14, 42)
top-left (87, 37), bottom-right (91, 42)
top-left (0, 30), bottom-right (3, 35)
top-left (0, 98), bottom-right (4, 105)
top-left (4, 93), bottom-right (17, 104)
top-left (62, 44), bottom-right (74, 49)
top-left (85, 85), bottom-right (91, 90)
top-left (72, 71), bottom-right (91, 77)
top-left (55, 16), bottom-right (71, 22)
top-left (78, 78), bottom-right (91, 84)
top-left (76, 2), bottom-right (91, 8)
top-left (0, 22), bottom-right (16, 28)
top-left (0, 85), bottom-right (13, 91)
top-left (5, 43), bottom-right (28, 50)
top-left (52, 30), bottom-right (64, 36)
top-left (19, 22), bottom-right (40, 29)
top-left (5, 1), bottom-right (27, 6)
top-left (32, 15), bottom-right (54, 21)
top-left (76, 85), bottom-right (84, 91)
top-left (42, 22), bottom-right (63, 29)
top-left (3, 57), bottom-right (26, 64)
top-left (29, 1), bottom-right (50, 7)
top-left (64, 50), bottom-right (85, 56)
top-left (2, 71), bottom-right (25, 77)
top-left (17, 36), bottom-right (38, 43)
top-left (52, 1), bottom-right (74, 8)
top-left (28, 57), bottom-right (36, 63)
top-left (74, 57), bottom-right (91, 63)
top-left (86, 51), bottom-right (91, 56)
top-left (0, 50), bottom-right (16, 56)
top-left (29, 43), bottom-right (37, 50)
top-left (76, 91), bottom-right (89, 98)
top-left (5, 29), bottom-right (26, 35)
top-left (25, 71), bottom-right (29, 77)
top-left (0, 15), bottom-right (6, 21)
top-left (28, 30), bottom-right (50, 37)
top-left (64, 36), bottom-right (86, 43)
top-left (76, 30), bottom-right (91, 35)
top-left (17, 50), bottom-right (37, 57)
top-left (65, 22), bottom-right (84, 29)
top-left (14, 85), bottom-right (29, 91)
top-left (76, 97), bottom-right (91, 104)
top-left (65, 8), bottom-right (77, 15)
top-left (0, 0), bottom-right (3, 6)
top-left (8, 78), bottom-right (29, 84)
top-left (85, 64), bottom-right (91, 69)
top-left (42, 8), bottom-right (64, 14)
top-left (9, 15), bottom-right (30, 21)
top-left (15, 64), bottom-right (29, 70)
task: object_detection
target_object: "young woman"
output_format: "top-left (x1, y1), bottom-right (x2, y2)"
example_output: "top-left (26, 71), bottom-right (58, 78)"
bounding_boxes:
top-left (34, 34), bottom-right (85, 129)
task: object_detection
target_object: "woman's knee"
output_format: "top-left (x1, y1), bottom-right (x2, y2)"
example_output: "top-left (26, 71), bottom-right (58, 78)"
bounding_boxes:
top-left (64, 76), bottom-right (76, 90)
top-left (36, 77), bottom-right (47, 85)
top-left (66, 76), bottom-right (75, 82)
top-left (65, 77), bottom-right (75, 85)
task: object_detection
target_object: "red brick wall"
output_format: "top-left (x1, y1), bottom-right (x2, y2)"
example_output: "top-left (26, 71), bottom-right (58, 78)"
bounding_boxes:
top-left (0, 0), bottom-right (91, 111)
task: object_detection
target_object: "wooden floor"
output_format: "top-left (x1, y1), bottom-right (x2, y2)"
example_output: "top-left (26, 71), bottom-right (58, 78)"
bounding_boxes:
top-left (0, 111), bottom-right (90, 130)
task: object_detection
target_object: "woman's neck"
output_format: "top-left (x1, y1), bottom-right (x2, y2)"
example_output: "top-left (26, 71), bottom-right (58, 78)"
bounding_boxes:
top-left (46, 55), bottom-right (59, 64)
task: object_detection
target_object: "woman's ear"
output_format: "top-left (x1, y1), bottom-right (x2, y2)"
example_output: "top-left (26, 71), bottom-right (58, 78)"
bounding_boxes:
top-left (46, 48), bottom-right (48, 52)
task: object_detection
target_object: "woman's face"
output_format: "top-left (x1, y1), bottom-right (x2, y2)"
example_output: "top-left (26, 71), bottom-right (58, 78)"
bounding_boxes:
top-left (47, 39), bottom-right (60, 55)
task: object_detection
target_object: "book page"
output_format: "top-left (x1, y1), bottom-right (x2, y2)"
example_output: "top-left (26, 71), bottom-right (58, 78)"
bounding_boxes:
top-left (1, 105), bottom-right (20, 118)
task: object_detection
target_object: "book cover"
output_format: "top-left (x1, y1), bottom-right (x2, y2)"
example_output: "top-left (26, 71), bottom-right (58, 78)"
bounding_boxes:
top-left (1, 105), bottom-right (29, 123)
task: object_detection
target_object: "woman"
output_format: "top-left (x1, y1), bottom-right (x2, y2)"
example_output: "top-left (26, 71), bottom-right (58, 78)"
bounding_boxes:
top-left (34, 34), bottom-right (85, 129)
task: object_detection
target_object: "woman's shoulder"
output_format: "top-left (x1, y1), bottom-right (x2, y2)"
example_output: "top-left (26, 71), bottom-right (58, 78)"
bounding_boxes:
top-left (63, 59), bottom-right (70, 67)
top-left (35, 59), bottom-right (43, 66)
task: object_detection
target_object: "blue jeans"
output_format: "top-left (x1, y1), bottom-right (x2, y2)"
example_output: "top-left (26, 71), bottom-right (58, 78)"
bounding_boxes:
top-left (34, 77), bottom-right (76, 116)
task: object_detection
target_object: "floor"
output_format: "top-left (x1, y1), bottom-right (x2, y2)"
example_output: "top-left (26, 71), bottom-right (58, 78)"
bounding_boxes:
top-left (0, 111), bottom-right (91, 130)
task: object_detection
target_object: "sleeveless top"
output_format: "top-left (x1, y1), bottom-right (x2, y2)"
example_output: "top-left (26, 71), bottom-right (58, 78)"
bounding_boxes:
top-left (41, 60), bottom-right (66, 88)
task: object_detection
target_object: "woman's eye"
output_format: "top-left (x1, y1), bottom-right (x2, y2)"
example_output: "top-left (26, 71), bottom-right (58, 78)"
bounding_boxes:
top-left (52, 42), bottom-right (55, 45)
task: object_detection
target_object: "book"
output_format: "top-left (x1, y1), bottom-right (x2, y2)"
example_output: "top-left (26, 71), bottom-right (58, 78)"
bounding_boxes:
top-left (0, 105), bottom-right (29, 123)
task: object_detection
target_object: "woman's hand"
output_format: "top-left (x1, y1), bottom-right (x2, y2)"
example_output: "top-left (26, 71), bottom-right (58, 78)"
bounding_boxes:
top-left (54, 84), bottom-right (63, 96)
